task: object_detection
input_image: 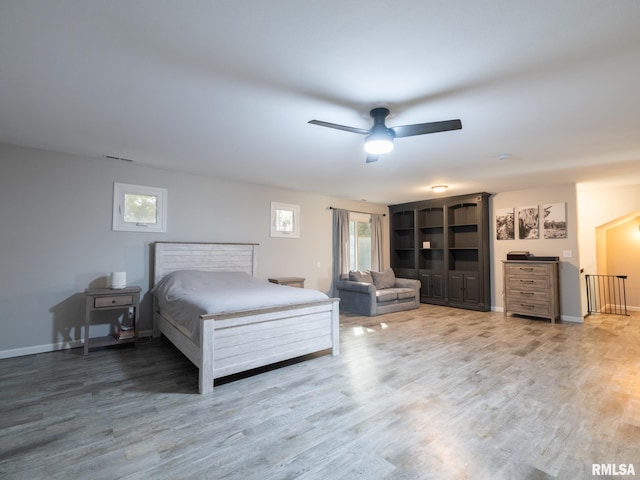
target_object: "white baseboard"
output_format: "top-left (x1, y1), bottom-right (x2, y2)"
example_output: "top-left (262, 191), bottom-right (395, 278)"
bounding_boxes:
top-left (0, 330), bottom-right (154, 360)
top-left (0, 339), bottom-right (83, 359)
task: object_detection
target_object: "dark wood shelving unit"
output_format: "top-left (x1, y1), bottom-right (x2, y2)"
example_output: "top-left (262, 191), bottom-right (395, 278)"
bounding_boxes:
top-left (389, 193), bottom-right (490, 311)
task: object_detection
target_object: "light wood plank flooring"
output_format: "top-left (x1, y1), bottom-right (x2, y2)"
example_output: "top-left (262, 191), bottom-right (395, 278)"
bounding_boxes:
top-left (2, 305), bottom-right (640, 479)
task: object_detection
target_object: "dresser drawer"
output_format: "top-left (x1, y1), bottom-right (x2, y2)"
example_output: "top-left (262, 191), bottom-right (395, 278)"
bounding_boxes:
top-left (506, 298), bottom-right (553, 317)
top-left (507, 289), bottom-right (550, 301)
top-left (506, 276), bottom-right (550, 290)
top-left (505, 264), bottom-right (550, 277)
top-left (94, 295), bottom-right (133, 308)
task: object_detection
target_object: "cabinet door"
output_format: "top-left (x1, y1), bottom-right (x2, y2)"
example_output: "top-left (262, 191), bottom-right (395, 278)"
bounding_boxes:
top-left (463, 273), bottom-right (480, 304)
top-left (419, 271), bottom-right (445, 301)
top-left (448, 272), bottom-right (480, 305)
top-left (448, 272), bottom-right (465, 303)
top-left (431, 272), bottom-right (445, 299)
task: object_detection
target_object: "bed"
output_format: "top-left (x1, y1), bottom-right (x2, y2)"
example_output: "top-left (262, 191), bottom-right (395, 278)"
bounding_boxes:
top-left (152, 242), bottom-right (340, 394)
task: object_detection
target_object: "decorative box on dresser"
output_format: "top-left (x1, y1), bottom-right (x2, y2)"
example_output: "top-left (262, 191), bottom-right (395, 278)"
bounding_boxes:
top-left (503, 260), bottom-right (560, 323)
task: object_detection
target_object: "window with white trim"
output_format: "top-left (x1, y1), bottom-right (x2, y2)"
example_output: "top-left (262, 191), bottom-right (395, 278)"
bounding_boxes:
top-left (349, 212), bottom-right (371, 271)
top-left (112, 182), bottom-right (167, 233)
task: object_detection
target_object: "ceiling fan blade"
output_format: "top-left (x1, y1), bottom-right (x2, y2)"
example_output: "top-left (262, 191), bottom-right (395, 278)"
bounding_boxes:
top-left (391, 119), bottom-right (462, 138)
top-left (308, 119), bottom-right (369, 135)
top-left (365, 155), bottom-right (379, 163)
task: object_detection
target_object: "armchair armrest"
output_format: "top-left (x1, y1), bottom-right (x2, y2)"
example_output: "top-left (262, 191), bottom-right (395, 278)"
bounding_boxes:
top-left (337, 280), bottom-right (376, 294)
top-left (394, 278), bottom-right (420, 290)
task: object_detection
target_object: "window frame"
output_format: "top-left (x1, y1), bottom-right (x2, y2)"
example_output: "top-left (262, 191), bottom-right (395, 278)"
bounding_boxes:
top-left (270, 202), bottom-right (300, 238)
top-left (112, 182), bottom-right (168, 233)
top-left (349, 212), bottom-right (372, 271)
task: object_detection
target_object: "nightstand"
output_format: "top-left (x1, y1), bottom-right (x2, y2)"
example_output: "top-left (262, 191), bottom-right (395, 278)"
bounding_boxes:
top-left (84, 286), bottom-right (141, 355)
top-left (268, 277), bottom-right (305, 288)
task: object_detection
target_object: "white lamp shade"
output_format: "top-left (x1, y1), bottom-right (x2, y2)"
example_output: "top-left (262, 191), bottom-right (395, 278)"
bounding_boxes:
top-left (110, 272), bottom-right (127, 289)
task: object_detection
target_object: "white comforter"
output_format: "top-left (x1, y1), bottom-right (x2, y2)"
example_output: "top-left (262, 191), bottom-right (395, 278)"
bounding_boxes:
top-left (152, 270), bottom-right (329, 340)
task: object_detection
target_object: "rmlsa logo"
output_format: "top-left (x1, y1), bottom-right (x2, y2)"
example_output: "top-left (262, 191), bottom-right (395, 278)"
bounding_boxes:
top-left (592, 464), bottom-right (636, 476)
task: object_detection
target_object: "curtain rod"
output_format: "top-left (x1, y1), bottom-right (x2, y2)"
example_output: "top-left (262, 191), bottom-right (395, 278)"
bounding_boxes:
top-left (328, 206), bottom-right (386, 217)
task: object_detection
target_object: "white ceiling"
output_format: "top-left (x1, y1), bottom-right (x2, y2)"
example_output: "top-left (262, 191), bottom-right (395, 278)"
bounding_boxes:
top-left (1, 1), bottom-right (640, 204)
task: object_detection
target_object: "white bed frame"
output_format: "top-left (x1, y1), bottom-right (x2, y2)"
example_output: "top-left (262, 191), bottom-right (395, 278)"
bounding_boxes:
top-left (152, 242), bottom-right (340, 394)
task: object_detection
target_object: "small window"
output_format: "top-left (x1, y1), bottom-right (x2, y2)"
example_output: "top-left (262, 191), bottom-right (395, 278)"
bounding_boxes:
top-left (112, 182), bottom-right (167, 233)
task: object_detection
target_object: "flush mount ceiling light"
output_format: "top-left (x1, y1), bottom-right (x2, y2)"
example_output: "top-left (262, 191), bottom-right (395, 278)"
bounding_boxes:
top-left (431, 185), bottom-right (448, 193)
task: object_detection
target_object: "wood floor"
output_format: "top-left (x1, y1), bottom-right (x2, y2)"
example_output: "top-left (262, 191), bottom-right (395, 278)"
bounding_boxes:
top-left (2, 305), bottom-right (640, 479)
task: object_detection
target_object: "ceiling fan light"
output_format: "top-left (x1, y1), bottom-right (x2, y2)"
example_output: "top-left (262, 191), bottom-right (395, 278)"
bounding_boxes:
top-left (364, 128), bottom-right (394, 154)
top-left (364, 138), bottom-right (394, 154)
top-left (431, 185), bottom-right (448, 193)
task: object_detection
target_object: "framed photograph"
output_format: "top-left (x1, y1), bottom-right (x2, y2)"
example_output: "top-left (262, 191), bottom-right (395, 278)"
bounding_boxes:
top-left (518, 205), bottom-right (539, 239)
top-left (496, 207), bottom-right (515, 240)
top-left (270, 202), bottom-right (300, 238)
top-left (543, 202), bottom-right (567, 239)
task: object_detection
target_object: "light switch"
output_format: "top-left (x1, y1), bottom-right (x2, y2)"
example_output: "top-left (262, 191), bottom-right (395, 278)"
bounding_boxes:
top-left (563, 250), bottom-right (572, 258)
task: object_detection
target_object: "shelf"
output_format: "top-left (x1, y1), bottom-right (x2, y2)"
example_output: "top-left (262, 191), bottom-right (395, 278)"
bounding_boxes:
top-left (88, 335), bottom-right (135, 350)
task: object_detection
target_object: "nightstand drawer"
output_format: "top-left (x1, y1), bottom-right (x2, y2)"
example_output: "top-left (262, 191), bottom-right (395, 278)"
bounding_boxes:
top-left (94, 295), bottom-right (133, 308)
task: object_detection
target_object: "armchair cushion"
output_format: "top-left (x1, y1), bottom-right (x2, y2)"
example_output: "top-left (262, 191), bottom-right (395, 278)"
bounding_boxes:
top-left (349, 270), bottom-right (373, 284)
top-left (370, 268), bottom-right (396, 289)
top-left (376, 289), bottom-right (398, 302)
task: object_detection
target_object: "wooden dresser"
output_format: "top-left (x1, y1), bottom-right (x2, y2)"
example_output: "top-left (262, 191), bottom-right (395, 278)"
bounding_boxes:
top-left (503, 260), bottom-right (560, 323)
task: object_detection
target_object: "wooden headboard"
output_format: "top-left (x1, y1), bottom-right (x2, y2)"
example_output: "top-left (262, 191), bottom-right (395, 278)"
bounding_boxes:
top-left (153, 242), bottom-right (259, 286)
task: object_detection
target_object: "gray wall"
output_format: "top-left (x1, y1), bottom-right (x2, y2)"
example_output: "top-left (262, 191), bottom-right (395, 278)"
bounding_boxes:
top-left (0, 143), bottom-right (388, 357)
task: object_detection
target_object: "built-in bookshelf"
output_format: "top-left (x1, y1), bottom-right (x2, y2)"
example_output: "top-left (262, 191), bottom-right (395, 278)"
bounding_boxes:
top-left (389, 193), bottom-right (490, 311)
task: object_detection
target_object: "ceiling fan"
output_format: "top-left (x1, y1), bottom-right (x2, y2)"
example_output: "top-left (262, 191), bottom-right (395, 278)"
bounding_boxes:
top-left (308, 107), bottom-right (462, 163)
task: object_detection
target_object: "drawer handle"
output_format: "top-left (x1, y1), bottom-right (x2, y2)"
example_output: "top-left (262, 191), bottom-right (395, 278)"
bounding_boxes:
top-left (519, 267), bottom-right (534, 271)
top-left (112, 299), bottom-right (117, 304)
top-left (519, 292), bottom-right (534, 296)
top-left (520, 304), bottom-right (536, 308)
top-left (519, 280), bottom-right (535, 283)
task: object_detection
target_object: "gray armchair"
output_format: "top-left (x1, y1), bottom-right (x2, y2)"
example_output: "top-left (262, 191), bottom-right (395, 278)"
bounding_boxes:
top-left (337, 269), bottom-right (420, 316)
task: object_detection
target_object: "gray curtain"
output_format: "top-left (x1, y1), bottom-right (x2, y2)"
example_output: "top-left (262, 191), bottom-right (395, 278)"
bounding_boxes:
top-left (331, 208), bottom-right (350, 297)
top-left (371, 213), bottom-right (384, 272)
